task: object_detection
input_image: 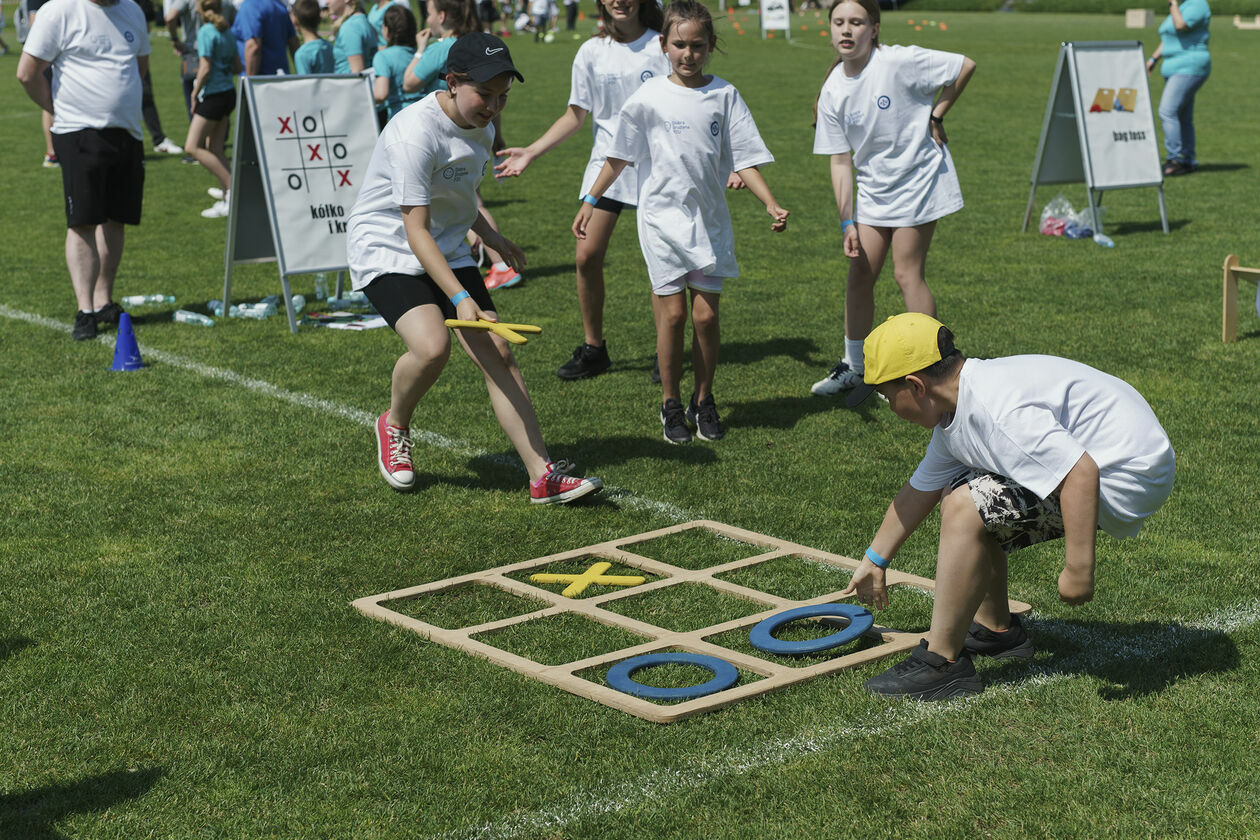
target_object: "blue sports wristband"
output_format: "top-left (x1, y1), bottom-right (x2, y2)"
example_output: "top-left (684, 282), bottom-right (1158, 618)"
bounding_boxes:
top-left (864, 546), bottom-right (889, 569)
top-left (841, 219), bottom-right (855, 232)
top-left (582, 194), bottom-right (599, 206)
top-left (449, 290), bottom-right (470, 306)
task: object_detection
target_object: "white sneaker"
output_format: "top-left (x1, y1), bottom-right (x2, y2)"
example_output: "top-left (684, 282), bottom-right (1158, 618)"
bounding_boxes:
top-left (154, 138), bottom-right (184, 154)
top-left (200, 199), bottom-right (229, 219)
top-left (811, 358), bottom-right (864, 396)
top-left (207, 187), bottom-right (225, 201)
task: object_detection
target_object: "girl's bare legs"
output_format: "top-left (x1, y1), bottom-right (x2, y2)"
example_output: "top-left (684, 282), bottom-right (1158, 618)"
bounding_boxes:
top-left (652, 291), bottom-right (687, 404)
top-left (689, 288), bottom-right (721, 402)
top-left (455, 315), bottom-right (551, 482)
top-left (575, 207), bottom-right (620, 347)
top-left (184, 114), bottom-right (231, 191)
top-left (388, 304), bottom-right (452, 428)
top-left (888, 220), bottom-right (938, 317)
top-left (844, 224), bottom-right (892, 342)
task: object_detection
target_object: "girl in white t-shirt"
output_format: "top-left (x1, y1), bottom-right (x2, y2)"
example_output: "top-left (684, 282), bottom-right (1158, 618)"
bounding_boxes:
top-left (571, 0), bottom-right (789, 445)
top-left (346, 33), bottom-right (603, 505)
top-left (809, 0), bottom-right (975, 400)
top-left (494, 0), bottom-right (669, 382)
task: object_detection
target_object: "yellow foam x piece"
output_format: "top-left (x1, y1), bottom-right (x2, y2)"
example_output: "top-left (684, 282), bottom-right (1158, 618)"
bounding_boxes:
top-left (530, 561), bottom-right (646, 598)
top-left (444, 319), bottom-right (542, 345)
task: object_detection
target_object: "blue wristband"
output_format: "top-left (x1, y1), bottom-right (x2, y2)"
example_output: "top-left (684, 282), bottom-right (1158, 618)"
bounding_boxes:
top-left (841, 219), bottom-right (855, 232)
top-left (864, 546), bottom-right (889, 569)
top-left (582, 194), bottom-right (599, 206)
top-left (449, 290), bottom-right (470, 306)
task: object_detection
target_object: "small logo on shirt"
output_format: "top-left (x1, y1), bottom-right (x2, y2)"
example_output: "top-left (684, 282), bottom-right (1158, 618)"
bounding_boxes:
top-left (876, 95), bottom-right (891, 110)
top-left (485, 47), bottom-right (504, 55)
top-left (442, 165), bottom-right (470, 181)
top-left (124, 30), bottom-right (135, 42)
top-left (662, 120), bottom-right (689, 135)
top-left (640, 70), bottom-right (654, 82)
top-left (709, 120), bottom-right (720, 136)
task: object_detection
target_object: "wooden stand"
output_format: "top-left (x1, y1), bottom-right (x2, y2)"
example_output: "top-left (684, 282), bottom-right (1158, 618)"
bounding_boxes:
top-left (353, 520), bottom-right (1032, 723)
top-left (1125, 9), bottom-right (1153, 28)
top-left (1222, 255), bottom-right (1260, 343)
top-left (1234, 14), bottom-right (1260, 29)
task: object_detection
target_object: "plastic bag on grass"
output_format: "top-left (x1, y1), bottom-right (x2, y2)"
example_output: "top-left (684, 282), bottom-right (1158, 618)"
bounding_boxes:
top-left (1039, 193), bottom-right (1074, 236)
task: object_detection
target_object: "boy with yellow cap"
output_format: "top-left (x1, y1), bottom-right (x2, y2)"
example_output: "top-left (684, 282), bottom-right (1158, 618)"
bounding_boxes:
top-left (843, 313), bottom-right (1175, 700)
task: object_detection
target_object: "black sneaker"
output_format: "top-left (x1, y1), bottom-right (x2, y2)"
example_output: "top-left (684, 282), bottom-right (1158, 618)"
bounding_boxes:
top-left (557, 342), bottom-right (611, 380)
top-left (686, 394), bottom-right (725, 441)
top-left (864, 639), bottom-right (983, 701)
top-left (962, 613), bottom-right (1035, 660)
top-left (650, 353), bottom-right (661, 384)
top-left (660, 398), bottom-right (692, 445)
top-left (72, 310), bottom-right (98, 341)
top-left (95, 301), bottom-right (124, 328)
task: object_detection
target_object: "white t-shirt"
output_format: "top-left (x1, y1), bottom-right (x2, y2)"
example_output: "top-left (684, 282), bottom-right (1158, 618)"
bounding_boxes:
top-left (909, 356), bottom-right (1176, 539)
top-left (23, 0), bottom-right (152, 140)
top-left (568, 30), bottom-right (670, 205)
top-left (814, 44), bottom-right (964, 227)
top-left (608, 75), bottom-right (773, 286)
top-left (346, 94), bottom-right (491, 291)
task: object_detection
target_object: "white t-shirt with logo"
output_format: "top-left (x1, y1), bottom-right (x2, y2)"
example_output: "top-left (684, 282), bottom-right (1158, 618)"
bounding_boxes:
top-left (607, 75), bottom-right (773, 287)
top-left (346, 93), bottom-right (491, 291)
top-left (814, 44), bottom-right (964, 227)
top-left (909, 356), bottom-right (1176, 539)
top-left (22, 0), bottom-right (152, 140)
top-left (568, 30), bottom-right (670, 205)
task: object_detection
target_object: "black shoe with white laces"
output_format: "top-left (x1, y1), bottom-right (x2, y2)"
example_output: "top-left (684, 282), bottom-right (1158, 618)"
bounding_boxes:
top-left (660, 398), bottom-right (692, 445)
top-left (557, 341), bottom-right (611, 380)
top-left (962, 613), bottom-right (1035, 660)
top-left (864, 639), bottom-right (983, 701)
top-left (685, 394), bottom-right (725, 441)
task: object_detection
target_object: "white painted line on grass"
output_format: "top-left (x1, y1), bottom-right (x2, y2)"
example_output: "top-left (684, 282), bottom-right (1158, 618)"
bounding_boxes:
top-left (0, 304), bottom-right (695, 521)
top-left (431, 599), bottom-right (1260, 840)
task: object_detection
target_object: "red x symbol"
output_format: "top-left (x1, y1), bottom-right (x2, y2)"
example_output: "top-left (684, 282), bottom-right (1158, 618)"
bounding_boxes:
top-left (307, 144), bottom-right (323, 161)
top-left (277, 116), bottom-right (293, 134)
top-left (337, 170), bottom-right (352, 187)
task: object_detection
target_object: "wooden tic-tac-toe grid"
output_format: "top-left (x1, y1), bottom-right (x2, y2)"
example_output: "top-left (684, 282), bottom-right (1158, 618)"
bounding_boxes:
top-left (353, 521), bottom-right (1031, 723)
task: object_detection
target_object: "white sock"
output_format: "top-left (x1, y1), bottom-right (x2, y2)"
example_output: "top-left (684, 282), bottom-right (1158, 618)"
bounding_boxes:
top-left (492, 261), bottom-right (509, 272)
top-left (845, 337), bottom-right (865, 372)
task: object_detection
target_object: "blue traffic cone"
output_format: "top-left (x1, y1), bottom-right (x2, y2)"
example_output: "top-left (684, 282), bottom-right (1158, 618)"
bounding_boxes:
top-left (110, 312), bottom-right (144, 371)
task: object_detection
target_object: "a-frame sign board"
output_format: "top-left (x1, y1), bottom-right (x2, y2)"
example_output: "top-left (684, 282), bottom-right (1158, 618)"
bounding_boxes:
top-left (760, 0), bottom-right (790, 39)
top-left (1022, 41), bottom-right (1168, 236)
top-left (222, 74), bottom-right (378, 333)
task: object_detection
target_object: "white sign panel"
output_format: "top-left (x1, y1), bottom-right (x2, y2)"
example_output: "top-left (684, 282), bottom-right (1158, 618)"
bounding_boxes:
top-left (760, 0), bottom-right (789, 37)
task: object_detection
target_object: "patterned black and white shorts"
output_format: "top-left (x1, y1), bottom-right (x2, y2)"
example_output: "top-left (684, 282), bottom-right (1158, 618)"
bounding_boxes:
top-left (950, 469), bottom-right (1065, 553)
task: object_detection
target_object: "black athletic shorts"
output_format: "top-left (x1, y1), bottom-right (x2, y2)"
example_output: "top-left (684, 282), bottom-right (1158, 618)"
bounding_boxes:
top-left (51, 127), bottom-right (145, 227)
top-left (363, 265), bottom-right (494, 329)
top-left (193, 88), bottom-right (237, 121)
top-left (592, 196), bottom-right (629, 214)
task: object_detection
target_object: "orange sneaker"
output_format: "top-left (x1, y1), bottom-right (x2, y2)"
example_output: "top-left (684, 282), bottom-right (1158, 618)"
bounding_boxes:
top-left (484, 265), bottom-right (523, 290)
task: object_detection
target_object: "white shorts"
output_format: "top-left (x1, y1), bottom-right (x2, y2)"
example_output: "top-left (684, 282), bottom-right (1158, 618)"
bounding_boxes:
top-left (653, 269), bottom-right (724, 297)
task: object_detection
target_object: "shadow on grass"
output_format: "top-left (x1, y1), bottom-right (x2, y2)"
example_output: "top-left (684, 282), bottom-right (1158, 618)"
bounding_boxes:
top-left (0, 637), bottom-right (35, 664)
top-left (1191, 162), bottom-right (1249, 174)
top-left (986, 617), bottom-right (1239, 701)
top-left (720, 336), bottom-right (823, 368)
top-left (1108, 218), bottom-right (1192, 236)
top-left (0, 767), bottom-right (163, 840)
top-left (725, 392), bottom-right (883, 430)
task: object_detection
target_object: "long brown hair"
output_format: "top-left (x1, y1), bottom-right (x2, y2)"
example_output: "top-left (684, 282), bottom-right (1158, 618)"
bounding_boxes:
top-left (432, 0), bottom-right (480, 37)
top-left (813, 0), bottom-right (880, 123)
top-left (198, 0), bottom-right (229, 31)
top-left (597, 0), bottom-right (664, 41)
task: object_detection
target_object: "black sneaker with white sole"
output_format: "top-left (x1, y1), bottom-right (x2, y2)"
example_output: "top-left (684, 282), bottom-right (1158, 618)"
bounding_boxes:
top-left (557, 342), bottom-right (611, 380)
top-left (660, 398), bottom-right (692, 445)
top-left (962, 613), bottom-right (1035, 660)
top-left (685, 394), bottom-right (725, 441)
top-left (72, 310), bottom-right (98, 341)
top-left (864, 639), bottom-right (984, 701)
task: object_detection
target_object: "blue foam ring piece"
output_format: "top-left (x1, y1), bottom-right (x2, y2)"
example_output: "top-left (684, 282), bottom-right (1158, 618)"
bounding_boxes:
top-left (748, 603), bottom-right (874, 656)
top-left (605, 652), bottom-right (739, 700)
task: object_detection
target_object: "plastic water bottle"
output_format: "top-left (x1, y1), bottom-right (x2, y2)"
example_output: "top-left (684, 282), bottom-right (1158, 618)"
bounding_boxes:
top-left (1093, 233), bottom-right (1115, 248)
top-left (313, 273), bottom-right (328, 301)
top-left (236, 302), bottom-right (277, 319)
top-left (122, 294), bottom-right (176, 306)
top-left (173, 309), bottom-right (214, 326)
top-left (291, 294), bottom-right (306, 314)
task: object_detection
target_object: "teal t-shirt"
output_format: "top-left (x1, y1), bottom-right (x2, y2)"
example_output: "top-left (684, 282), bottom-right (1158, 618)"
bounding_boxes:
top-left (334, 13), bottom-right (378, 73)
top-left (367, 0), bottom-right (408, 47)
top-left (372, 44), bottom-right (422, 118)
top-left (294, 38), bottom-right (335, 74)
top-left (1158, 0), bottom-right (1211, 77)
top-left (410, 35), bottom-right (454, 96)
top-left (197, 23), bottom-right (238, 96)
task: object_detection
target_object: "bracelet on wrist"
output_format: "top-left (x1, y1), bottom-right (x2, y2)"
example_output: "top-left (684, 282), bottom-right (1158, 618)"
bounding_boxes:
top-left (841, 219), bottom-right (855, 232)
top-left (449, 290), bottom-right (470, 306)
top-left (929, 114), bottom-right (944, 125)
top-left (864, 546), bottom-right (889, 569)
top-left (581, 194), bottom-right (599, 206)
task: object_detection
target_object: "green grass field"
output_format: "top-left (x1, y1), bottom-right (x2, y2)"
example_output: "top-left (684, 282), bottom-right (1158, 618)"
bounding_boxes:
top-left (3, 8), bottom-right (1260, 838)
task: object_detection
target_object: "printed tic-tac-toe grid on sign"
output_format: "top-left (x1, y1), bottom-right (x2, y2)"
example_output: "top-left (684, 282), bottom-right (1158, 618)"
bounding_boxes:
top-left (353, 520), bottom-right (1031, 723)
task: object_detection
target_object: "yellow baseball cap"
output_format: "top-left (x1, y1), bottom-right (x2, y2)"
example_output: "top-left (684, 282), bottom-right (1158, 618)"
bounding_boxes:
top-left (846, 313), bottom-right (953, 407)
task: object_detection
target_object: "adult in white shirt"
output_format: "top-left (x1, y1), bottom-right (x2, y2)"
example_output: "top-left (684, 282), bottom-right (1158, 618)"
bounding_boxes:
top-left (494, 0), bottom-right (669, 381)
top-left (844, 314), bottom-right (1176, 700)
top-left (17, 0), bottom-right (151, 341)
top-left (809, 0), bottom-right (975, 399)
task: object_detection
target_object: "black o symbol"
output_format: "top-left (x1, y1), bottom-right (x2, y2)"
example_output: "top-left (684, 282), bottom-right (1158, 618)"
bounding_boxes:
top-left (333, 143), bottom-right (347, 160)
top-left (302, 116), bottom-right (317, 132)
top-left (288, 173), bottom-right (303, 190)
